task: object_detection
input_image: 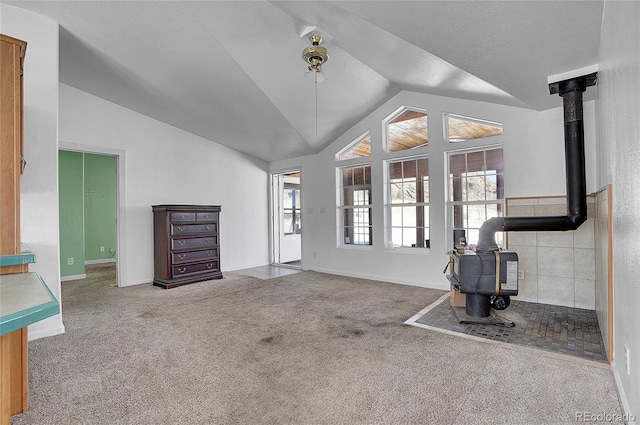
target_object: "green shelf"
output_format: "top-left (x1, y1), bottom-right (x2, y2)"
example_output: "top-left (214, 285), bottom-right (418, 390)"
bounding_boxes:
top-left (0, 244), bottom-right (36, 267)
top-left (0, 272), bottom-right (59, 336)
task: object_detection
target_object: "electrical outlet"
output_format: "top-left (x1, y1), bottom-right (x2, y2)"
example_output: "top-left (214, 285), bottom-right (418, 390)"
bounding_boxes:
top-left (518, 269), bottom-right (525, 280)
top-left (624, 345), bottom-right (630, 375)
top-left (100, 246), bottom-right (105, 252)
top-left (313, 251), bottom-right (317, 258)
top-left (67, 257), bottom-right (74, 266)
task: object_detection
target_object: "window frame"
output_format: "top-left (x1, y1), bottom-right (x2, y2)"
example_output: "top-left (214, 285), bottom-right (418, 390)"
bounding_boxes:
top-left (385, 154), bottom-right (430, 251)
top-left (332, 105), bottom-right (507, 255)
top-left (336, 130), bottom-right (371, 161)
top-left (337, 163), bottom-right (373, 247)
top-left (384, 105), bottom-right (429, 153)
top-left (282, 182), bottom-right (301, 236)
top-left (444, 112), bottom-right (504, 144)
top-left (445, 144), bottom-right (505, 251)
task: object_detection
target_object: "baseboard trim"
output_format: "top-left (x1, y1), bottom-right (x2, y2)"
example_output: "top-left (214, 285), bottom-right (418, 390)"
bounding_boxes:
top-left (612, 363), bottom-right (636, 421)
top-left (85, 259), bottom-right (117, 265)
top-left (61, 274), bottom-right (86, 282)
top-left (306, 266), bottom-right (449, 290)
top-left (28, 324), bottom-right (65, 341)
top-left (120, 279), bottom-right (152, 288)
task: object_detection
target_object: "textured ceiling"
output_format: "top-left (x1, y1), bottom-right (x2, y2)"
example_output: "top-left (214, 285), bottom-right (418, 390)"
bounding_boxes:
top-left (6, 1), bottom-right (604, 162)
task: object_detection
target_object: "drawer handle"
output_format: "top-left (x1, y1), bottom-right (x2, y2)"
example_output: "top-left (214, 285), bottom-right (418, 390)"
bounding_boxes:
top-left (177, 254), bottom-right (186, 260)
top-left (177, 267), bottom-right (186, 274)
top-left (205, 226), bottom-right (213, 231)
top-left (180, 214), bottom-right (186, 219)
top-left (206, 263), bottom-right (214, 269)
top-left (177, 240), bottom-right (186, 246)
top-left (177, 226), bottom-right (185, 232)
top-left (205, 239), bottom-right (212, 244)
top-left (205, 251), bottom-right (213, 256)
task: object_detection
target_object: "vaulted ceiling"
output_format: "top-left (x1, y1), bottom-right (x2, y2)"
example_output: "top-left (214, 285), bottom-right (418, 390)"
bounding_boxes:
top-left (7, 1), bottom-right (604, 162)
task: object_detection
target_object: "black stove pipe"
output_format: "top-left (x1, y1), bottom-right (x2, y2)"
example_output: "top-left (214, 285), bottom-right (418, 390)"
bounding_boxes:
top-left (475, 72), bottom-right (597, 253)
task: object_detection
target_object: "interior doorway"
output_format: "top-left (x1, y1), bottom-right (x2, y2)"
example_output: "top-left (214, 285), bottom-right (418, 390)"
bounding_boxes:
top-left (271, 170), bottom-right (302, 267)
top-left (58, 143), bottom-right (125, 287)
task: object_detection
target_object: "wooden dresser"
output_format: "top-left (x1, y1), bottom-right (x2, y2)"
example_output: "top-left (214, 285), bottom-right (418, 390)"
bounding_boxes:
top-left (152, 205), bottom-right (222, 289)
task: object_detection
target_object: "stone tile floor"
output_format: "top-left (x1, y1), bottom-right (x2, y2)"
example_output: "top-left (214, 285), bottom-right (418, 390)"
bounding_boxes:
top-left (232, 264), bottom-right (303, 280)
top-left (408, 295), bottom-right (608, 364)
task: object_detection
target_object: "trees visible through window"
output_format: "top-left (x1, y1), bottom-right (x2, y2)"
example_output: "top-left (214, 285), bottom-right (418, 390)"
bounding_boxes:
top-left (387, 156), bottom-right (430, 248)
top-left (340, 165), bottom-right (372, 245)
top-left (447, 147), bottom-right (504, 248)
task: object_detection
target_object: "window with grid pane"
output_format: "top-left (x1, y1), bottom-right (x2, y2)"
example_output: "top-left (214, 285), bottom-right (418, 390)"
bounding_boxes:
top-left (447, 147), bottom-right (504, 248)
top-left (340, 165), bottom-right (372, 245)
top-left (387, 156), bottom-right (429, 248)
top-left (283, 183), bottom-right (301, 235)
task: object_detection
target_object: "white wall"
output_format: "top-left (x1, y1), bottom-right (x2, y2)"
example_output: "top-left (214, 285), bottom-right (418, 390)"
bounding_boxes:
top-left (270, 90), bottom-right (594, 290)
top-left (1, 4), bottom-right (64, 340)
top-left (597, 0), bottom-right (640, 417)
top-left (514, 101), bottom-right (598, 196)
top-left (59, 84), bottom-right (270, 286)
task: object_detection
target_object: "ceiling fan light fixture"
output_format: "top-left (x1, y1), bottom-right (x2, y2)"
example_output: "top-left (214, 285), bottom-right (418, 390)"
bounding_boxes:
top-left (300, 32), bottom-right (330, 135)
top-left (315, 69), bottom-right (326, 83)
top-left (302, 33), bottom-right (329, 76)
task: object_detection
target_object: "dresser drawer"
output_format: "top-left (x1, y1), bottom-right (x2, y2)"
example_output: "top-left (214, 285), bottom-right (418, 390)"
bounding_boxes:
top-left (171, 261), bottom-right (219, 278)
top-left (170, 223), bottom-right (218, 236)
top-left (171, 248), bottom-right (218, 264)
top-left (170, 212), bottom-right (196, 222)
top-left (197, 212), bottom-right (219, 222)
top-left (171, 236), bottom-right (217, 251)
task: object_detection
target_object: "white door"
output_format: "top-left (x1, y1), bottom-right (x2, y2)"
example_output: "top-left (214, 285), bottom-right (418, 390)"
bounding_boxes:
top-left (271, 171), bottom-right (301, 265)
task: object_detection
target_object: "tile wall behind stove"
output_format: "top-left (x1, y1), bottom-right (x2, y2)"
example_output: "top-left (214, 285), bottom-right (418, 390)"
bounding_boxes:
top-left (506, 196), bottom-right (596, 309)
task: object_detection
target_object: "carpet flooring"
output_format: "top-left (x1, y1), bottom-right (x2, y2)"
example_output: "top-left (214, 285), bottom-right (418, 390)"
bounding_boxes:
top-left (12, 264), bottom-right (623, 424)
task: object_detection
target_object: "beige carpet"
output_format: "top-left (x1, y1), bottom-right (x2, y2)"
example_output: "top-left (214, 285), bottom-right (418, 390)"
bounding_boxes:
top-left (13, 264), bottom-right (622, 424)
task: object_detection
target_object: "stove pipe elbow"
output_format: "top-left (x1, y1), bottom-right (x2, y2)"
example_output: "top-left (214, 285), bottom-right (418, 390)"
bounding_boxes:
top-left (474, 73), bottom-right (596, 253)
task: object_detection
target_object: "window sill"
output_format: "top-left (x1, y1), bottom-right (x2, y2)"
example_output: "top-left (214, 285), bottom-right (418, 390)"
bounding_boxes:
top-left (386, 246), bottom-right (430, 255)
top-left (338, 244), bottom-right (373, 251)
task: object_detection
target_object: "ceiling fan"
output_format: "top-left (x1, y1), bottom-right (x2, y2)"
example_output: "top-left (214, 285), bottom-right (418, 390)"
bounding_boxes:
top-left (302, 33), bottom-right (329, 83)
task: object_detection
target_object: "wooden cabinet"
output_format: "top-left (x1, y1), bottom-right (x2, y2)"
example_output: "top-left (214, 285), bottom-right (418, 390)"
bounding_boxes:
top-left (1, 34), bottom-right (60, 425)
top-left (1, 34), bottom-right (27, 276)
top-left (0, 33), bottom-right (28, 425)
top-left (152, 205), bottom-right (222, 289)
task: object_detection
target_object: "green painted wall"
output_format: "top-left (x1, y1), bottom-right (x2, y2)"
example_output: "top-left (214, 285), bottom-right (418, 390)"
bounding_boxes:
top-left (59, 150), bottom-right (85, 276)
top-left (59, 151), bottom-right (117, 277)
top-left (84, 153), bottom-right (117, 261)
